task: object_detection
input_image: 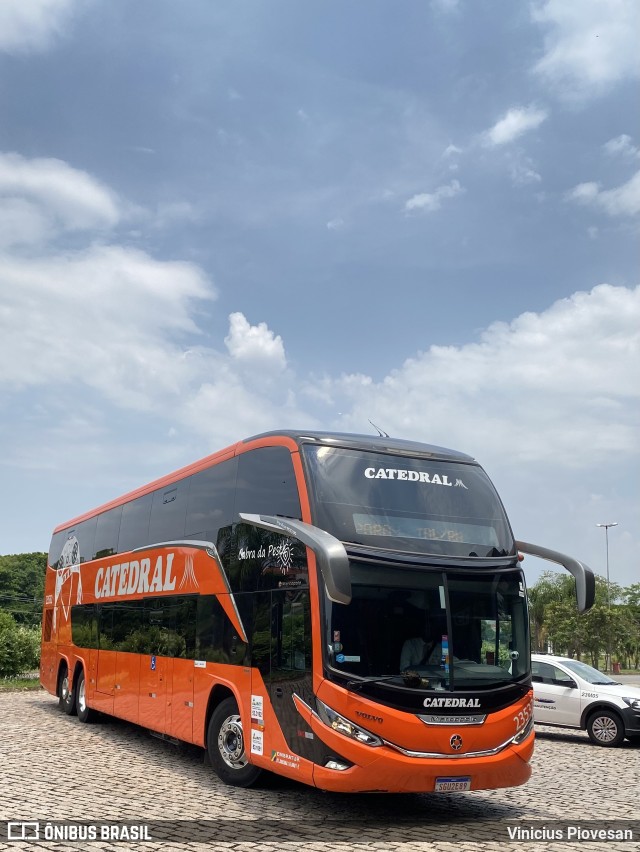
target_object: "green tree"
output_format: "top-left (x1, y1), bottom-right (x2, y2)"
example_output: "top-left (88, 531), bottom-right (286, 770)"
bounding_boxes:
top-left (0, 552), bottom-right (47, 626)
top-left (0, 612), bottom-right (41, 677)
top-left (528, 571), bottom-right (578, 653)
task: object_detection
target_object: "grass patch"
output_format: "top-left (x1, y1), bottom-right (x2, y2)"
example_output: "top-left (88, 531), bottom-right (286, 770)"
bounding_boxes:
top-left (0, 674), bottom-right (42, 691)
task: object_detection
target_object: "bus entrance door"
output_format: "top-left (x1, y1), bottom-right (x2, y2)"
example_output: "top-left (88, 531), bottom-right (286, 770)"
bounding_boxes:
top-left (267, 590), bottom-right (314, 761)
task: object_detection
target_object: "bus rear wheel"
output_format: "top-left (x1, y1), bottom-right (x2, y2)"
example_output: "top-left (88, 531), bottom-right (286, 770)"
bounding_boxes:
top-left (58, 666), bottom-right (76, 716)
top-left (207, 697), bottom-right (262, 788)
top-left (76, 669), bottom-right (93, 723)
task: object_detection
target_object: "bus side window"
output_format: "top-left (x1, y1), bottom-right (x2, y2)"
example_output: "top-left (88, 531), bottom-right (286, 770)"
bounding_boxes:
top-left (50, 518), bottom-right (98, 567)
top-left (185, 458), bottom-right (238, 545)
top-left (71, 604), bottom-right (98, 649)
top-left (234, 447), bottom-right (302, 519)
top-left (196, 594), bottom-right (247, 664)
top-left (118, 494), bottom-right (153, 554)
top-left (94, 506), bottom-right (123, 559)
top-left (148, 481), bottom-right (191, 545)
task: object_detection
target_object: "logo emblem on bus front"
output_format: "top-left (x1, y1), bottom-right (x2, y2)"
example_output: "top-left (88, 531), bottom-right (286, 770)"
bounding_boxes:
top-left (450, 734), bottom-right (463, 751)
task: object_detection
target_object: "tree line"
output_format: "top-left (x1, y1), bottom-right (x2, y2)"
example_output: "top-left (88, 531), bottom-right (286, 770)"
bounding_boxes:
top-left (529, 571), bottom-right (640, 669)
top-left (0, 553), bottom-right (46, 677)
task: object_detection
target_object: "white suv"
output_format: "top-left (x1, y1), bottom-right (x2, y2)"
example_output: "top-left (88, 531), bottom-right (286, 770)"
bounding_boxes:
top-left (531, 653), bottom-right (640, 747)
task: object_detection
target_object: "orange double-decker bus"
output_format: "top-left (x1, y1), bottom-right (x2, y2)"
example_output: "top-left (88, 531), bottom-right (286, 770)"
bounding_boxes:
top-left (40, 431), bottom-right (595, 793)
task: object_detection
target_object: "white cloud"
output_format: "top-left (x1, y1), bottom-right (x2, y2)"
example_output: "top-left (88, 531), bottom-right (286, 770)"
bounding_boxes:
top-left (0, 152), bottom-right (122, 243)
top-left (566, 171), bottom-right (640, 217)
top-left (0, 0), bottom-right (82, 53)
top-left (0, 246), bottom-right (214, 408)
top-left (224, 312), bottom-right (287, 371)
top-left (323, 284), bottom-right (639, 468)
top-left (483, 106), bottom-right (548, 147)
top-left (404, 179), bottom-right (464, 212)
top-left (532, 0), bottom-right (640, 99)
top-left (603, 135), bottom-right (640, 160)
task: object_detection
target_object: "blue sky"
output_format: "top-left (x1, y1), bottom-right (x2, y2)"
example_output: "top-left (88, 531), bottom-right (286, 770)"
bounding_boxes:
top-left (0, 0), bottom-right (638, 592)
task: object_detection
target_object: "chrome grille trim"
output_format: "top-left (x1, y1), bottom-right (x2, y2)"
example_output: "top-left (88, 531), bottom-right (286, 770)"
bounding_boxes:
top-left (418, 714), bottom-right (486, 726)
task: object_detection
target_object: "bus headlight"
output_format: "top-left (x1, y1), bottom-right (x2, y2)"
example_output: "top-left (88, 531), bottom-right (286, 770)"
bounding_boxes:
top-left (316, 698), bottom-right (383, 747)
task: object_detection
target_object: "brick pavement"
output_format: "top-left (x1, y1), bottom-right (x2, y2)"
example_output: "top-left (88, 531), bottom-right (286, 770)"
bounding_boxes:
top-left (1, 690), bottom-right (639, 851)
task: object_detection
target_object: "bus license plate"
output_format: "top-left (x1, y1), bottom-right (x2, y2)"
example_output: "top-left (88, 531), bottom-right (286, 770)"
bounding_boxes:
top-left (434, 776), bottom-right (471, 792)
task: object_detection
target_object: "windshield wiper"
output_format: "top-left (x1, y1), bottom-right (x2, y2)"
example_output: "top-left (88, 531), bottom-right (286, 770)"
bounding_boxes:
top-left (346, 671), bottom-right (431, 690)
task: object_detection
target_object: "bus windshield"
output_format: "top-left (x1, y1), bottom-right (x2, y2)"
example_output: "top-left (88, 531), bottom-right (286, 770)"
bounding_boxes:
top-left (302, 445), bottom-right (514, 558)
top-left (326, 564), bottom-right (529, 691)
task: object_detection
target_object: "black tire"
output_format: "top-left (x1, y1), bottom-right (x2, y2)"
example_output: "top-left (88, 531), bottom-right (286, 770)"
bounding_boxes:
top-left (58, 666), bottom-right (76, 716)
top-left (586, 709), bottom-right (624, 747)
top-left (75, 669), bottom-right (93, 723)
top-left (206, 697), bottom-right (262, 787)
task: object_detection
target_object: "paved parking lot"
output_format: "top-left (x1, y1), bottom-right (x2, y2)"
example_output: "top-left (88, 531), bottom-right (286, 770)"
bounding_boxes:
top-left (1, 689), bottom-right (639, 851)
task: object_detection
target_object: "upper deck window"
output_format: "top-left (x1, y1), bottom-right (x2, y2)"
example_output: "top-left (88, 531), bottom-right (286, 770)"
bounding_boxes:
top-left (302, 445), bottom-right (514, 558)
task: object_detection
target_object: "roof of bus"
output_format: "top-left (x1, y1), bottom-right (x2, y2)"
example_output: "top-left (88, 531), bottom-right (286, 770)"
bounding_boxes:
top-left (245, 430), bottom-right (475, 462)
top-left (53, 430), bottom-right (475, 533)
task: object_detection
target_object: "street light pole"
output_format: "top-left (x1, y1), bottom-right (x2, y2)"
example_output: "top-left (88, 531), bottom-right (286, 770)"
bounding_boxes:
top-left (596, 522), bottom-right (618, 671)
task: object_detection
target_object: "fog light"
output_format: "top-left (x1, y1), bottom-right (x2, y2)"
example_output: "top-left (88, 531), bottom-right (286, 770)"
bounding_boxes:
top-left (325, 759), bottom-right (350, 771)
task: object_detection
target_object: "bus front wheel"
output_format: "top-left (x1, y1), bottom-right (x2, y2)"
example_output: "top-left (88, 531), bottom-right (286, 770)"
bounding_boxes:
top-left (207, 697), bottom-right (262, 788)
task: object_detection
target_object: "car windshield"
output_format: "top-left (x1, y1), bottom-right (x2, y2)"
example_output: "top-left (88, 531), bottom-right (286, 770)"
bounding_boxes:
top-left (302, 445), bottom-right (515, 558)
top-left (560, 659), bottom-right (617, 685)
top-left (325, 563), bottom-right (529, 691)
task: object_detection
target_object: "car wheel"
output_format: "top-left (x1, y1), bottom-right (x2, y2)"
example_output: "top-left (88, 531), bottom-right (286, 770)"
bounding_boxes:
top-left (207, 697), bottom-right (262, 787)
top-left (586, 709), bottom-right (624, 747)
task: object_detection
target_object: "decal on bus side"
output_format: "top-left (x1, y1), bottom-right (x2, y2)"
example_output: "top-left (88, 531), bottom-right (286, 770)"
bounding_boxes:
top-left (94, 553), bottom-right (177, 599)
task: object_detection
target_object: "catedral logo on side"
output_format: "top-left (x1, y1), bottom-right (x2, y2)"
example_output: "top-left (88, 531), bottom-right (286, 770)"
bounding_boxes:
top-left (94, 553), bottom-right (176, 599)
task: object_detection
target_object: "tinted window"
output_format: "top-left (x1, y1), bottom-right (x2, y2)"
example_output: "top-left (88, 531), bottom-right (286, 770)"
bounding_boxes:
top-left (94, 506), bottom-right (123, 559)
top-left (196, 594), bottom-right (247, 665)
top-left (110, 601), bottom-right (145, 652)
top-left (148, 480), bottom-right (190, 544)
top-left (48, 531), bottom-right (66, 567)
top-left (145, 596), bottom-right (196, 658)
top-left (118, 494), bottom-right (153, 554)
top-left (303, 445), bottom-right (514, 558)
top-left (234, 447), bottom-right (301, 519)
top-left (98, 605), bottom-right (114, 650)
top-left (226, 523), bottom-right (309, 593)
top-left (96, 596), bottom-right (196, 657)
top-left (185, 458), bottom-right (237, 543)
top-left (50, 517), bottom-right (98, 567)
top-left (71, 604), bottom-right (99, 649)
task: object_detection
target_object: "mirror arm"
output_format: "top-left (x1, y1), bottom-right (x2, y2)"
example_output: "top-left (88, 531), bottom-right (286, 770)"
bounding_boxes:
top-left (516, 540), bottom-right (595, 613)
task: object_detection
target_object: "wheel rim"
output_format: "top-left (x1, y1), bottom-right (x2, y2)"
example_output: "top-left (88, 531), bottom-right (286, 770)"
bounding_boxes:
top-left (61, 675), bottom-right (70, 702)
top-left (217, 714), bottom-right (248, 770)
top-left (592, 716), bottom-right (618, 743)
top-left (78, 679), bottom-right (86, 714)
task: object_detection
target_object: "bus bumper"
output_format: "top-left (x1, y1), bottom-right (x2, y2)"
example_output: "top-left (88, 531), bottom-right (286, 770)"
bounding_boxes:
top-left (311, 734), bottom-right (534, 793)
